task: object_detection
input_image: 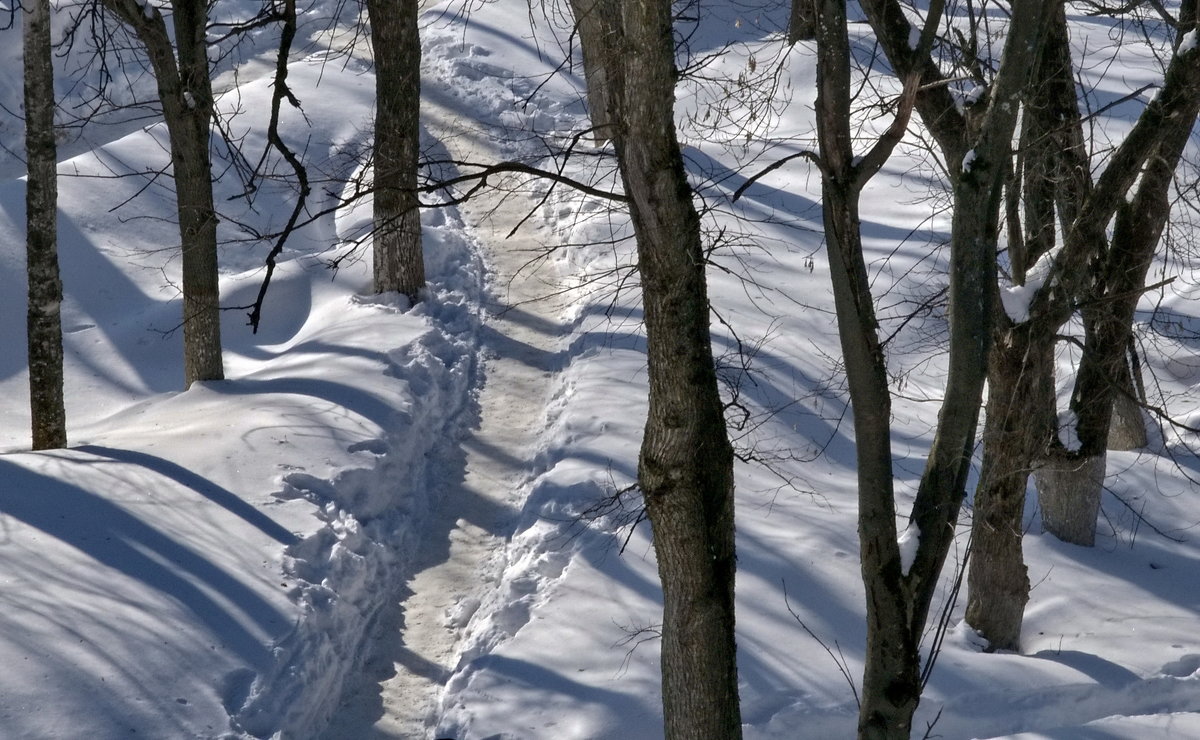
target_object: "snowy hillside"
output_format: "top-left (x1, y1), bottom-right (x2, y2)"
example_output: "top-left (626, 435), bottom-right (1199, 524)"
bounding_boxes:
top-left (1, 0), bottom-right (1199, 738)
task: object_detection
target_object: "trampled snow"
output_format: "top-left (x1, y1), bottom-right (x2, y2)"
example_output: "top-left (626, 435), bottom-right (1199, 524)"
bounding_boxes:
top-left (1, 1), bottom-right (1199, 739)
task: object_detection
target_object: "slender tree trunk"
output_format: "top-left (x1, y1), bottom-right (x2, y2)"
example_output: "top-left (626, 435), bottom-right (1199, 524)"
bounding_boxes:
top-left (24, 0), bottom-right (67, 450)
top-left (569, 0), bottom-right (619, 143)
top-left (788, 0), bottom-right (816, 44)
top-left (368, 0), bottom-right (424, 302)
top-left (103, 0), bottom-right (224, 386)
top-left (588, 0), bottom-right (743, 734)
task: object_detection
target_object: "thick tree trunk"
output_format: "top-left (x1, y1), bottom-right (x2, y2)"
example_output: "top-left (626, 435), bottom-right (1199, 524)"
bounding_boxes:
top-left (24, 0), bottom-right (67, 450)
top-left (368, 0), bottom-right (424, 301)
top-left (104, 0), bottom-right (224, 386)
top-left (1035, 455), bottom-right (1105, 545)
top-left (569, 0), bottom-right (619, 143)
top-left (596, 0), bottom-right (743, 735)
top-left (966, 326), bottom-right (1054, 650)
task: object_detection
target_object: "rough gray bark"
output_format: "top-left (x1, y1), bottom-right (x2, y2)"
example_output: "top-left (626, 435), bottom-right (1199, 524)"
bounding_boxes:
top-left (1034, 455), bottom-right (1105, 545)
top-left (368, 0), bottom-right (424, 302)
top-left (103, 0), bottom-right (224, 386)
top-left (788, 0), bottom-right (816, 44)
top-left (965, 325), bottom-right (1054, 649)
top-left (823, 0), bottom-right (1051, 733)
top-left (24, 0), bottom-right (67, 450)
top-left (568, 0), bottom-right (618, 143)
top-left (578, 0), bottom-right (743, 735)
top-left (1108, 349), bottom-right (1148, 451)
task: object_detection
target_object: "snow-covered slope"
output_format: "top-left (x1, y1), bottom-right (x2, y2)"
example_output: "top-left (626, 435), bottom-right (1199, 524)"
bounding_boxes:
top-left (1, 1), bottom-right (1199, 738)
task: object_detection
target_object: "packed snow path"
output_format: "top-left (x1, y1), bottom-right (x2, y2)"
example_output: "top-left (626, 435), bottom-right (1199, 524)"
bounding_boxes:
top-left (321, 84), bottom-right (566, 738)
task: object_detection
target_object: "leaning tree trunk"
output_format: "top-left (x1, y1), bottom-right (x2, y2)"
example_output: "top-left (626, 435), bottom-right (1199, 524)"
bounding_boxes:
top-left (594, 0), bottom-right (743, 735)
top-left (24, 0), bottom-right (67, 450)
top-left (104, 0), bottom-right (224, 386)
top-left (368, 0), bottom-right (424, 302)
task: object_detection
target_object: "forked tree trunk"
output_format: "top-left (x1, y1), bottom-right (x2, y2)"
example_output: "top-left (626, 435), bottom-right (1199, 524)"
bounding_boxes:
top-left (1040, 19), bottom-right (1200, 541)
top-left (104, 0), bottom-right (224, 386)
top-left (965, 23), bottom-right (1068, 648)
top-left (827, 0), bottom-right (1051, 732)
top-left (24, 0), bottom-right (67, 450)
top-left (589, 0), bottom-right (743, 735)
top-left (368, 0), bottom-right (424, 301)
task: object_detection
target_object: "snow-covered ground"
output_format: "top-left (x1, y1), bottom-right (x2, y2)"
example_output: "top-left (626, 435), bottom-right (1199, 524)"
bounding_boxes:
top-left (1, 0), bottom-right (1199, 738)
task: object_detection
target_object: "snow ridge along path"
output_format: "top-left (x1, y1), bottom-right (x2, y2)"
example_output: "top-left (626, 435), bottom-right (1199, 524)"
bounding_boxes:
top-left (323, 40), bottom-right (572, 739)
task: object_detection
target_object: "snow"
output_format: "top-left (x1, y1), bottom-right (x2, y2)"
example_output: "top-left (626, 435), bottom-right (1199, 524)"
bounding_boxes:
top-left (1, 2), bottom-right (1199, 739)
top-left (963, 148), bottom-right (978, 173)
top-left (1002, 247), bottom-right (1061, 323)
top-left (1057, 410), bottom-right (1082, 452)
top-left (898, 521), bottom-right (920, 576)
top-left (1181, 30), bottom-right (1198, 54)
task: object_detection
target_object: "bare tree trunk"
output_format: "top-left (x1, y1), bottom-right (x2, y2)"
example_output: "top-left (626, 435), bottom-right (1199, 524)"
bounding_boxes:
top-left (103, 0), bottom-right (224, 386)
top-left (568, 0), bottom-right (618, 143)
top-left (965, 19), bottom-right (1069, 648)
top-left (788, 0), bottom-right (816, 44)
top-left (1108, 345), bottom-right (1147, 450)
top-left (1034, 455), bottom-right (1105, 545)
top-left (581, 0), bottom-right (743, 735)
top-left (966, 326), bottom-right (1054, 649)
top-left (368, 0), bottom-right (424, 301)
top-left (24, 0), bottom-right (67, 450)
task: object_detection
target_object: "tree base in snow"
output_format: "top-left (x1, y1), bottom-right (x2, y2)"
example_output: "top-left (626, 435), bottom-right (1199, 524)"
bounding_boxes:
top-left (1035, 455), bottom-right (1105, 546)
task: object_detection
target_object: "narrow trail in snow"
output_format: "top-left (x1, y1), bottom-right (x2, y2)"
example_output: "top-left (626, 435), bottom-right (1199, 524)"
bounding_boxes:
top-left (321, 92), bottom-right (566, 739)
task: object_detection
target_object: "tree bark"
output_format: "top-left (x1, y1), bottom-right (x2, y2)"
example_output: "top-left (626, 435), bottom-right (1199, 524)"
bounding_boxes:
top-left (965, 324), bottom-right (1054, 649)
top-left (103, 0), bottom-right (224, 386)
top-left (965, 16), bottom-right (1070, 649)
top-left (788, 0), bottom-right (816, 44)
top-left (24, 0), bottom-right (67, 450)
top-left (569, 0), bottom-right (619, 143)
top-left (368, 0), bottom-right (424, 302)
top-left (586, 0), bottom-right (743, 735)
